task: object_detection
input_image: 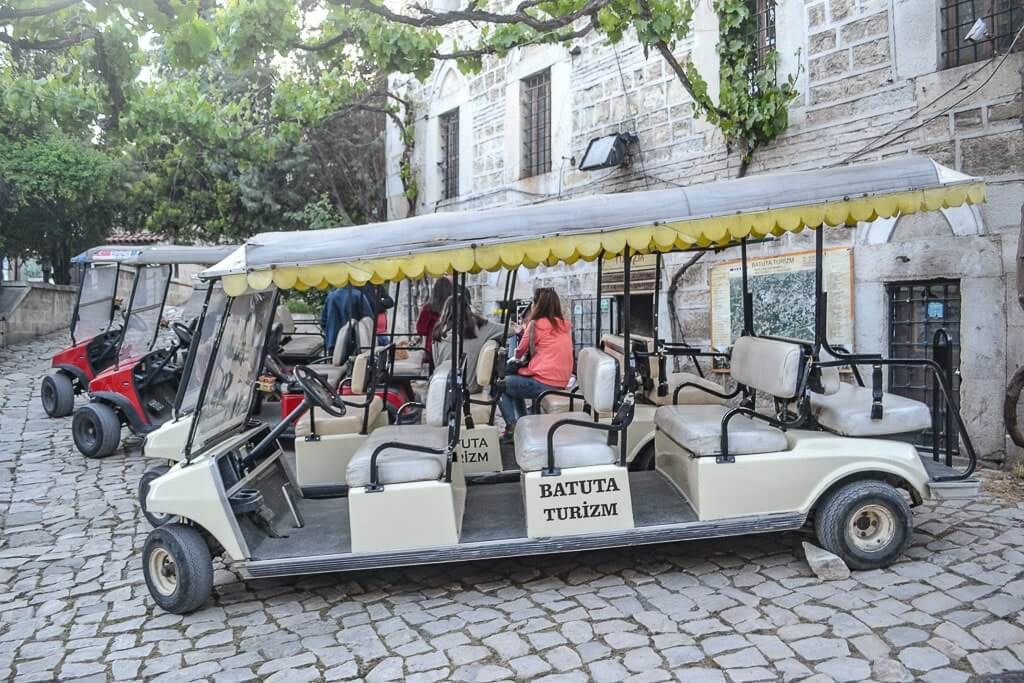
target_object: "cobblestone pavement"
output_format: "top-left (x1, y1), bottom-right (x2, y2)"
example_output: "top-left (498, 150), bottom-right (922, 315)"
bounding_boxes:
top-left (1, 333), bottom-right (1023, 683)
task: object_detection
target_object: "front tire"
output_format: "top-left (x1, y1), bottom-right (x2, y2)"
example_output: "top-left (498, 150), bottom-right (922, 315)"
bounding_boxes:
top-left (41, 372), bottom-right (75, 417)
top-left (72, 403), bottom-right (122, 458)
top-left (815, 480), bottom-right (913, 570)
top-left (143, 524), bottom-right (213, 614)
top-left (139, 465), bottom-right (173, 527)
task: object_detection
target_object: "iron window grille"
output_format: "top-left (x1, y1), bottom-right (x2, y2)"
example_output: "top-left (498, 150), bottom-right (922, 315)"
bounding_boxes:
top-left (521, 69), bottom-right (552, 179)
top-left (941, 0), bottom-right (1023, 69)
top-left (439, 108), bottom-right (459, 200)
top-left (746, 0), bottom-right (777, 93)
top-left (887, 280), bottom-right (961, 454)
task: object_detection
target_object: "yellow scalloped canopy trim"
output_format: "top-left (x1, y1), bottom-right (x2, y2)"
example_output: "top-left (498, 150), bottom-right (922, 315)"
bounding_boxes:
top-left (235, 183), bottom-right (984, 292)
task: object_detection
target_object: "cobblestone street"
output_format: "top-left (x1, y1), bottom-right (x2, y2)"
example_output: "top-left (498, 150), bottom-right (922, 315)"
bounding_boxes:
top-left (0, 333), bottom-right (1022, 682)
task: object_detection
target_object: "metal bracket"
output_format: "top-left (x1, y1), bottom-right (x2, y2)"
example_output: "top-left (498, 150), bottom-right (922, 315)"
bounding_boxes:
top-left (716, 455), bottom-right (736, 464)
top-left (304, 434), bottom-right (320, 442)
top-left (541, 467), bottom-right (561, 477)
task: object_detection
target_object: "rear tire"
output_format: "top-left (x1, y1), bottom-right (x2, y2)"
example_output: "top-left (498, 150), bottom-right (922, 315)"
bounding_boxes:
top-left (143, 524), bottom-right (213, 614)
top-left (139, 465), bottom-right (173, 527)
top-left (815, 480), bottom-right (912, 570)
top-left (72, 403), bottom-right (122, 458)
top-left (41, 372), bottom-right (75, 417)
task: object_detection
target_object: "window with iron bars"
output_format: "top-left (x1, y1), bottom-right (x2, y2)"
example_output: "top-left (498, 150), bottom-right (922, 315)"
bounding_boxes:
top-left (439, 108), bottom-right (459, 200)
top-left (746, 0), bottom-right (777, 93)
top-left (521, 69), bottom-right (552, 178)
top-left (941, 0), bottom-right (1023, 69)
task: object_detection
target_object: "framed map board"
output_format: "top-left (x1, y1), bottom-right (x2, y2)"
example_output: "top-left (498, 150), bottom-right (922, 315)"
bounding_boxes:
top-left (710, 247), bottom-right (854, 351)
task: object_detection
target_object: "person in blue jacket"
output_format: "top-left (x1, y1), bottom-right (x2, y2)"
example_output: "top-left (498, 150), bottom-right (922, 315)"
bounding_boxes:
top-left (321, 285), bottom-right (374, 352)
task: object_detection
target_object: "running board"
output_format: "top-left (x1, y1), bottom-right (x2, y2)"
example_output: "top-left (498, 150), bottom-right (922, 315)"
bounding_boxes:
top-left (928, 479), bottom-right (980, 500)
top-left (239, 511), bottom-right (807, 579)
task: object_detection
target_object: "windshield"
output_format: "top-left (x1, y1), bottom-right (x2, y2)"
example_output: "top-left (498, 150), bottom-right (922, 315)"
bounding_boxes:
top-left (118, 265), bottom-right (171, 363)
top-left (181, 283), bottom-right (208, 322)
top-left (188, 289), bottom-right (276, 457)
top-left (175, 285), bottom-right (229, 417)
top-left (73, 264), bottom-right (119, 343)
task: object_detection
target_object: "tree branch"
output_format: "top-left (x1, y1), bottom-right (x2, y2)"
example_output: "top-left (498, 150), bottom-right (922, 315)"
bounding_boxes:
top-left (330, 0), bottom-right (613, 32)
top-left (433, 22), bottom-right (596, 60)
top-left (0, 26), bottom-right (97, 50)
top-left (0, 0), bottom-right (81, 21)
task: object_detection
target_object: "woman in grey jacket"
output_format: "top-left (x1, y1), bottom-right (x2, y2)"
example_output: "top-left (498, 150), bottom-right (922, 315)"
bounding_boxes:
top-left (432, 288), bottom-right (504, 394)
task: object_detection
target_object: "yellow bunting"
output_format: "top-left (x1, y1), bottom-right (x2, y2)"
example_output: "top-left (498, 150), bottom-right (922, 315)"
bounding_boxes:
top-left (600, 232), bottom-right (626, 255)
top-left (323, 264), bottom-right (350, 287)
top-left (498, 244), bottom-right (525, 268)
top-left (474, 246), bottom-right (501, 271)
top-left (298, 267), bottom-right (321, 287)
top-left (576, 235), bottom-right (603, 258)
top-left (399, 256), bottom-right (425, 279)
top-left (824, 202), bottom-right (849, 227)
top-left (450, 248), bottom-right (476, 273)
top-left (223, 273), bottom-right (249, 297)
top-left (272, 267), bottom-right (299, 289)
top-left (246, 270), bottom-right (274, 292)
top-left (967, 183), bottom-right (985, 204)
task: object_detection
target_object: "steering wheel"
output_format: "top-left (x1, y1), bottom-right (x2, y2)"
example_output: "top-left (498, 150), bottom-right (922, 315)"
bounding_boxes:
top-left (171, 321), bottom-right (193, 349)
top-left (293, 365), bottom-right (347, 417)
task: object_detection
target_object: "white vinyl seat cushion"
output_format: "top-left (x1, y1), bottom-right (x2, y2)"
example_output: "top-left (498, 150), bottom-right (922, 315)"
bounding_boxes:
top-left (810, 382), bottom-right (932, 437)
top-left (393, 358), bottom-right (425, 377)
top-left (295, 396), bottom-right (384, 437)
top-left (513, 412), bottom-right (616, 471)
top-left (648, 372), bottom-right (726, 406)
top-left (313, 365), bottom-right (346, 387)
top-left (280, 334), bottom-right (323, 358)
top-left (468, 392), bottom-right (494, 425)
top-left (346, 425), bottom-right (449, 487)
top-left (539, 391), bottom-right (581, 414)
top-left (655, 404), bottom-right (788, 456)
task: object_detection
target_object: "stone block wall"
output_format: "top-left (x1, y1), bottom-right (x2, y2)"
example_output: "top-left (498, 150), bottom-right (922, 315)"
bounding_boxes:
top-left (0, 282), bottom-right (77, 348)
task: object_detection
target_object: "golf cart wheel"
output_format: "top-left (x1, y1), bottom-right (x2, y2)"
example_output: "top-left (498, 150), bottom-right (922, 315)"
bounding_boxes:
top-left (139, 465), bottom-right (173, 527)
top-left (41, 372), bottom-right (75, 417)
top-left (72, 403), bottom-right (122, 458)
top-left (629, 442), bottom-right (656, 471)
top-left (815, 480), bottom-right (912, 571)
top-left (143, 524), bottom-right (213, 614)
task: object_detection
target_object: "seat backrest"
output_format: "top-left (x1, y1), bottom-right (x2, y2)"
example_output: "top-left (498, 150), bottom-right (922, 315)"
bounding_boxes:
top-left (332, 320), bottom-right (354, 365)
top-left (602, 333), bottom-right (657, 381)
top-left (815, 348), bottom-right (842, 395)
top-left (355, 316), bottom-right (375, 348)
top-left (475, 340), bottom-right (499, 390)
top-left (577, 347), bottom-right (618, 414)
top-left (351, 351), bottom-right (370, 394)
top-left (730, 336), bottom-right (805, 400)
top-left (276, 305), bottom-right (296, 335)
top-left (424, 362), bottom-right (452, 427)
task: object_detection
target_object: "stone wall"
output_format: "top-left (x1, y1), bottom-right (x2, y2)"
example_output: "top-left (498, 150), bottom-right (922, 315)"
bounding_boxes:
top-left (0, 282), bottom-right (77, 349)
top-left (387, 0), bottom-right (1024, 463)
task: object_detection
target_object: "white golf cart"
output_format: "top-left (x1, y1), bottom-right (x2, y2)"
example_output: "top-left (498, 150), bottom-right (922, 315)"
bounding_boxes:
top-left (142, 157), bottom-right (982, 614)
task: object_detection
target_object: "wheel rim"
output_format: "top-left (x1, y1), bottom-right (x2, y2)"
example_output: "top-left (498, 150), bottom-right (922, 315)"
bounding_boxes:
top-left (148, 546), bottom-right (178, 596)
top-left (848, 503), bottom-right (896, 552)
top-left (77, 414), bottom-right (98, 449)
top-left (42, 380), bottom-right (55, 412)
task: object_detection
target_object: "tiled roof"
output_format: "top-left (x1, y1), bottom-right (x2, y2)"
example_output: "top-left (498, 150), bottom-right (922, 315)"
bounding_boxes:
top-left (106, 232), bottom-right (164, 245)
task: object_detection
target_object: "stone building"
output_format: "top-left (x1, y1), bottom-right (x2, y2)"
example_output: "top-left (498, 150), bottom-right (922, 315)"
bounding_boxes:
top-left (385, 0), bottom-right (1024, 464)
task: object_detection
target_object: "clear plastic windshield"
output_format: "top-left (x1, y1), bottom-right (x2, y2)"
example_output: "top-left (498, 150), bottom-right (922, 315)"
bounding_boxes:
top-left (176, 285), bottom-right (228, 417)
top-left (189, 289), bottom-right (276, 455)
top-left (73, 265), bottom-right (119, 343)
top-left (181, 283), bottom-right (209, 322)
top-left (118, 265), bottom-right (171, 363)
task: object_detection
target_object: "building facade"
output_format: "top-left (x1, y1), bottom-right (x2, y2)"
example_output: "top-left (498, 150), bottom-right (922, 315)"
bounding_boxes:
top-left (385, 0), bottom-right (1024, 464)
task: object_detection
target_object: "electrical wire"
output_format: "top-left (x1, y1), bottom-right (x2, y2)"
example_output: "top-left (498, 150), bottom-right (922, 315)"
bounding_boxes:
top-left (836, 22), bottom-right (1024, 166)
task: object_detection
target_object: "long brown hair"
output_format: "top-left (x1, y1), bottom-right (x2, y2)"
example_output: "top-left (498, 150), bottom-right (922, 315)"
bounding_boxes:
top-left (427, 277), bottom-right (452, 314)
top-left (529, 287), bottom-right (565, 331)
top-left (433, 286), bottom-right (486, 342)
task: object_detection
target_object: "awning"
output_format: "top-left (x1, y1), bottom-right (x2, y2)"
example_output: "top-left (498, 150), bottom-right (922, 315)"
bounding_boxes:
top-left (126, 245), bottom-right (239, 267)
top-left (204, 157), bottom-right (986, 296)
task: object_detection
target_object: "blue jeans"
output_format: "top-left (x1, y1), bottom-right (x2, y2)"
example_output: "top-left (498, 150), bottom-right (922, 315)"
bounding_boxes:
top-left (498, 374), bottom-right (560, 430)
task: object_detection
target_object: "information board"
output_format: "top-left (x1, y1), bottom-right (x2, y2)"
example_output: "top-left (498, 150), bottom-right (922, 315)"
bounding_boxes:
top-left (710, 247), bottom-right (854, 350)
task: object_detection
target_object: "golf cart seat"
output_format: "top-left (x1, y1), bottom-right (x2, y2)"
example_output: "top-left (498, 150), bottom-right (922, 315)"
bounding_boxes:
top-left (539, 382), bottom-right (581, 414)
top-left (315, 317), bottom-right (374, 386)
top-left (276, 305), bottom-right (324, 359)
top-left (392, 348), bottom-right (426, 377)
top-left (655, 336), bottom-right (802, 456)
top-left (602, 334), bottom-right (725, 406)
top-left (809, 360), bottom-right (931, 437)
top-left (296, 352), bottom-right (384, 437)
top-left (346, 365), bottom-right (452, 487)
top-left (467, 339), bottom-right (499, 425)
top-left (514, 348), bottom-right (619, 471)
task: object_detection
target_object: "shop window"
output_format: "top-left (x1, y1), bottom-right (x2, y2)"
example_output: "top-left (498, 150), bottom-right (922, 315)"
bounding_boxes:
top-left (439, 108), bottom-right (459, 199)
top-left (887, 280), bottom-right (961, 452)
top-left (521, 69), bottom-right (552, 178)
top-left (941, 0), bottom-right (1023, 69)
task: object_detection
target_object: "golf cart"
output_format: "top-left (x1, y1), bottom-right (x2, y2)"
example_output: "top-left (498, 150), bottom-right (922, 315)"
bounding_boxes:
top-left (71, 245), bottom-right (237, 458)
top-left (141, 157), bottom-right (982, 614)
top-left (41, 245), bottom-right (144, 417)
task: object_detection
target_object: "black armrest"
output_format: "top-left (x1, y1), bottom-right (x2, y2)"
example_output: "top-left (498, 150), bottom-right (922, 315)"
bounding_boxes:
top-left (672, 381), bottom-right (741, 404)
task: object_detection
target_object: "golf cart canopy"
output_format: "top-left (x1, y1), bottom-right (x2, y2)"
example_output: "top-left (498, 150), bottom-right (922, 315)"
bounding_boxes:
top-left (205, 156), bottom-right (985, 295)
top-left (72, 245), bottom-right (145, 264)
top-left (125, 245), bottom-right (239, 267)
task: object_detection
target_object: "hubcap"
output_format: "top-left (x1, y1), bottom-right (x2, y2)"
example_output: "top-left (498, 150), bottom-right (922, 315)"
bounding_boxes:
top-left (848, 503), bottom-right (896, 552)
top-left (148, 547), bottom-right (178, 596)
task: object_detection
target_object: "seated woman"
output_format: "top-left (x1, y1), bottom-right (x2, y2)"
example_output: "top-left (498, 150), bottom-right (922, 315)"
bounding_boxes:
top-left (416, 278), bottom-right (452, 369)
top-left (432, 287), bottom-right (504, 394)
top-left (498, 288), bottom-right (574, 439)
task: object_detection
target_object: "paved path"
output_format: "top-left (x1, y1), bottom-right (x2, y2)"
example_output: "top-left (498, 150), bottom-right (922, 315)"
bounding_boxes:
top-left (1, 333), bottom-right (1023, 682)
